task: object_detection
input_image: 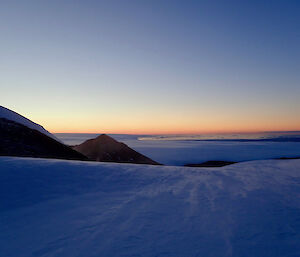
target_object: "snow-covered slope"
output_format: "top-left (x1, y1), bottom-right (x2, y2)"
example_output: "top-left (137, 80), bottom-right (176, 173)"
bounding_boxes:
top-left (1, 157), bottom-right (300, 257)
top-left (0, 106), bottom-right (58, 141)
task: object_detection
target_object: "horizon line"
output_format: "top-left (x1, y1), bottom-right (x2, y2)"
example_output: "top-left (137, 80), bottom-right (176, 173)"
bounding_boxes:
top-left (52, 130), bottom-right (300, 135)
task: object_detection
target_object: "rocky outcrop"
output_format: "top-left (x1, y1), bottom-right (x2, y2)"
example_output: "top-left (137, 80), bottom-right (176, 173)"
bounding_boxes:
top-left (73, 134), bottom-right (160, 165)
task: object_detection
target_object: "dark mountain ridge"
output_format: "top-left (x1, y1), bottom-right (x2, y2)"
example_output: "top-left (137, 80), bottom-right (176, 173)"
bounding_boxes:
top-left (0, 118), bottom-right (87, 160)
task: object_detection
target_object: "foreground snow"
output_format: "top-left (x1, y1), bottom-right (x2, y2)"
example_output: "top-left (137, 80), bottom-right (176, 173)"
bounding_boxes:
top-left (0, 157), bottom-right (300, 257)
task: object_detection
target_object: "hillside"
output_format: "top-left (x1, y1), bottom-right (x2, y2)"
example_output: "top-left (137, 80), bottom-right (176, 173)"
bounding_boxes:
top-left (1, 157), bottom-right (299, 257)
top-left (0, 106), bottom-right (58, 141)
top-left (73, 134), bottom-right (160, 165)
top-left (0, 118), bottom-right (87, 160)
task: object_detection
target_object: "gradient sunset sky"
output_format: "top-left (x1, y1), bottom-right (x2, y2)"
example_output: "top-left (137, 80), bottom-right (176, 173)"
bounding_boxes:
top-left (1, 0), bottom-right (299, 134)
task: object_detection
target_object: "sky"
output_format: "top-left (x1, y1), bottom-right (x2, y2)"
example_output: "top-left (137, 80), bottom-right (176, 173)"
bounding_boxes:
top-left (1, 0), bottom-right (299, 134)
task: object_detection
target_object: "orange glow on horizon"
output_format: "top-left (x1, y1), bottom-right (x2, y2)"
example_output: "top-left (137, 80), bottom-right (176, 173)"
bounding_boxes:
top-left (24, 108), bottom-right (300, 136)
top-left (46, 118), bottom-right (300, 135)
top-left (46, 119), bottom-right (300, 135)
top-left (50, 127), bottom-right (300, 135)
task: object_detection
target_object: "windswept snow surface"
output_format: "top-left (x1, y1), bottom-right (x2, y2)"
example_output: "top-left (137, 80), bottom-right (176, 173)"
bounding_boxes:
top-left (0, 106), bottom-right (58, 141)
top-left (0, 157), bottom-right (300, 257)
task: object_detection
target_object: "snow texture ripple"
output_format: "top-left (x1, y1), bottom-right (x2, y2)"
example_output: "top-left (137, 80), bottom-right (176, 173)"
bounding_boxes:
top-left (0, 157), bottom-right (300, 257)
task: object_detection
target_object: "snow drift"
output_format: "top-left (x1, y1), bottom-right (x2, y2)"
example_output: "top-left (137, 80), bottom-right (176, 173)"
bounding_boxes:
top-left (1, 157), bottom-right (300, 257)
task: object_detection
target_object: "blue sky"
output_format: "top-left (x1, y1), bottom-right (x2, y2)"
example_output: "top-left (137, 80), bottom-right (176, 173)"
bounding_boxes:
top-left (1, 0), bottom-right (299, 133)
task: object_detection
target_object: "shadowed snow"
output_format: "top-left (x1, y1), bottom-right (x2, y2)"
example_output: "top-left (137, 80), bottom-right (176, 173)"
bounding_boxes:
top-left (0, 157), bottom-right (300, 257)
